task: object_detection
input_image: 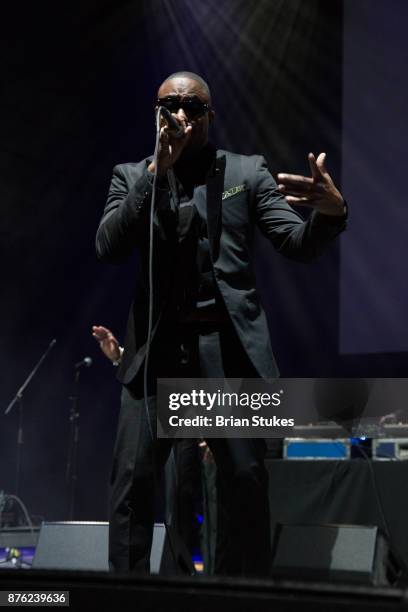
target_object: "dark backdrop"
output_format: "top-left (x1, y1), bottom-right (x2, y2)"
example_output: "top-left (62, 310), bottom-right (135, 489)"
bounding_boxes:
top-left (0, 0), bottom-right (404, 522)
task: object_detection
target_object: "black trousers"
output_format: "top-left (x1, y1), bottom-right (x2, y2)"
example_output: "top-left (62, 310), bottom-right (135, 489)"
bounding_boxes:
top-left (108, 321), bottom-right (271, 576)
top-left (164, 439), bottom-right (202, 556)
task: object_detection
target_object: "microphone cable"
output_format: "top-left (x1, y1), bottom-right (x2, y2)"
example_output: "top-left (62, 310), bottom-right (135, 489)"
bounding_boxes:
top-left (143, 107), bottom-right (195, 576)
top-left (143, 106), bottom-right (161, 444)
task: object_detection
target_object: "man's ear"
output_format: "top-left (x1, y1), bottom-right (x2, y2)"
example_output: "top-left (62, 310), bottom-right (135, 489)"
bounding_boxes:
top-left (209, 109), bottom-right (215, 123)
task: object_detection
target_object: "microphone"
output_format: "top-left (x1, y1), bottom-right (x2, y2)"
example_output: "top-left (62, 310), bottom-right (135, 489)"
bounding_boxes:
top-left (159, 107), bottom-right (185, 139)
top-left (75, 356), bottom-right (93, 369)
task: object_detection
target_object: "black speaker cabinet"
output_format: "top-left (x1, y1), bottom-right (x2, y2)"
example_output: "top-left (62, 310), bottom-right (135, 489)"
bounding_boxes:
top-left (271, 523), bottom-right (400, 586)
top-left (32, 521), bottom-right (193, 575)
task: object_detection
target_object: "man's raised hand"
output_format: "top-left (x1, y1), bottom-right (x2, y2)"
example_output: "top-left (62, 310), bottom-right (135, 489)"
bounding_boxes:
top-left (277, 153), bottom-right (345, 217)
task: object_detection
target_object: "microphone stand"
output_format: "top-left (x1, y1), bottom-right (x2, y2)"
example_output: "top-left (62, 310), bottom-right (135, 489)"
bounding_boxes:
top-left (4, 339), bottom-right (56, 498)
top-left (66, 367), bottom-right (82, 521)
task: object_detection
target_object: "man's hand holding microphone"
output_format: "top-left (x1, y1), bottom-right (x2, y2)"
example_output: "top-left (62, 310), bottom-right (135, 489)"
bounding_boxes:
top-left (148, 108), bottom-right (192, 178)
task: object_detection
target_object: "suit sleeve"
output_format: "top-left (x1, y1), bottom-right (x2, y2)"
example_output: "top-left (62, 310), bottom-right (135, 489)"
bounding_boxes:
top-left (95, 163), bottom-right (170, 263)
top-left (254, 156), bottom-right (347, 262)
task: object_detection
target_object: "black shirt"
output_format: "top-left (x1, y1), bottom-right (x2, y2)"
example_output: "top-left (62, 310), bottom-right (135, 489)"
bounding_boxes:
top-left (163, 143), bottom-right (227, 322)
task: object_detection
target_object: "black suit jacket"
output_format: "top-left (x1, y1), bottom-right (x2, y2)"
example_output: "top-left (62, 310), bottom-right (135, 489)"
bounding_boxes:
top-left (96, 149), bottom-right (346, 383)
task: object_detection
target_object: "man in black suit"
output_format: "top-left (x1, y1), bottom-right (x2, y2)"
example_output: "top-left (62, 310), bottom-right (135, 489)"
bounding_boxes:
top-left (96, 71), bottom-right (346, 576)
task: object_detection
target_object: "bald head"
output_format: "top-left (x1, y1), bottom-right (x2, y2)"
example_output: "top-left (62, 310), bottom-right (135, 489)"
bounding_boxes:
top-left (158, 71), bottom-right (211, 104)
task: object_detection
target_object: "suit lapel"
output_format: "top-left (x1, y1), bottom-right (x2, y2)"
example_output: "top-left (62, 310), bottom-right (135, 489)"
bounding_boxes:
top-left (206, 153), bottom-right (226, 261)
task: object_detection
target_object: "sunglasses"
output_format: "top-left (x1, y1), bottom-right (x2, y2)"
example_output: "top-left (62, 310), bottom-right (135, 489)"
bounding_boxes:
top-left (156, 95), bottom-right (211, 120)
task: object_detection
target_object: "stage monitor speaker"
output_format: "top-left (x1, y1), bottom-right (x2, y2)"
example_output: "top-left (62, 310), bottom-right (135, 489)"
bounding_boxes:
top-left (271, 523), bottom-right (400, 586)
top-left (32, 521), bottom-right (194, 575)
top-left (0, 527), bottom-right (39, 548)
top-left (32, 522), bottom-right (108, 571)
